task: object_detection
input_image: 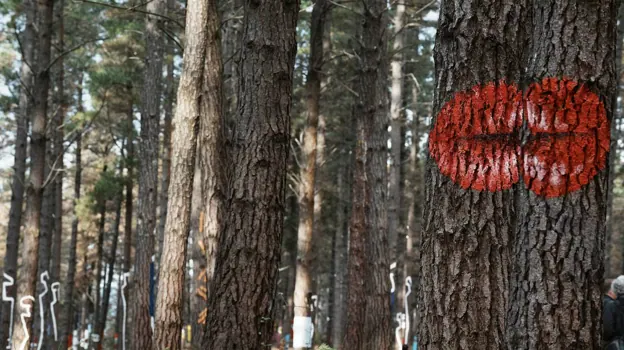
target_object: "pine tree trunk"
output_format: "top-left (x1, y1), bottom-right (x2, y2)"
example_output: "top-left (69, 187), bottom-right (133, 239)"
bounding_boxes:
top-left (1, 0), bottom-right (34, 344)
top-left (13, 0), bottom-right (54, 344)
top-left (49, 1), bottom-right (65, 346)
top-left (343, 0), bottom-right (392, 347)
top-left (507, 1), bottom-right (616, 349)
top-left (133, 0), bottom-right (166, 344)
top-left (154, 0), bottom-right (223, 343)
top-left (156, 3), bottom-right (176, 266)
top-left (419, 0), bottom-right (527, 348)
top-left (293, 1), bottom-right (328, 347)
top-left (95, 173), bottom-right (123, 347)
top-left (0, 0), bottom-right (36, 347)
top-left (201, 0), bottom-right (299, 346)
top-left (121, 96), bottom-right (134, 349)
top-left (330, 167), bottom-right (348, 349)
top-left (60, 81), bottom-right (84, 348)
top-left (387, 0), bottom-right (405, 274)
top-left (90, 191), bottom-right (107, 350)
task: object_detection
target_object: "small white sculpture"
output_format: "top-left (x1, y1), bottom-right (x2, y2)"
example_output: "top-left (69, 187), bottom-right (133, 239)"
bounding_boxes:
top-left (2, 273), bottom-right (15, 349)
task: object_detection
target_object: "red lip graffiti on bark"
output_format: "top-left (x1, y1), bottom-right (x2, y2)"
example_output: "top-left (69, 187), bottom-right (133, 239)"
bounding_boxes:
top-left (429, 78), bottom-right (609, 198)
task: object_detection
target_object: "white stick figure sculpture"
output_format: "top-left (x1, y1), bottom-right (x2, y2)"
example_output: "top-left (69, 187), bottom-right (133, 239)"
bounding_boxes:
top-left (121, 272), bottom-right (130, 350)
top-left (18, 296), bottom-right (35, 350)
top-left (2, 273), bottom-right (15, 349)
top-left (403, 276), bottom-right (412, 345)
top-left (37, 272), bottom-right (49, 350)
top-left (50, 282), bottom-right (60, 341)
top-left (395, 312), bottom-right (406, 347)
top-left (389, 262), bottom-right (397, 294)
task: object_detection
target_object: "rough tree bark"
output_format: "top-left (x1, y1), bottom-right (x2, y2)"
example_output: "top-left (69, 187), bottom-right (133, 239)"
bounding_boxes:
top-left (0, 0), bottom-right (34, 344)
top-left (13, 0), bottom-right (54, 344)
top-left (507, 1), bottom-right (616, 349)
top-left (60, 81), bottom-right (84, 348)
top-left (330, 166), bottom-right (348, 349)
top-left (292, 0), bottom-right (328, 347)
top-left (154, 0), bottom-right (223, 343)
top-left (419, 0), bottom-right (528, 349)
top-left (133, 0), bottom-right (166, 345)
top-left (201, 0), bottom-right (299, 346)
top-left (343, 0), bottom-right (393, 347)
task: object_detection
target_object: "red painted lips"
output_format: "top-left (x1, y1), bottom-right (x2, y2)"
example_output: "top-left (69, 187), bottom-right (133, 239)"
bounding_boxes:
top-left (429, 77), bottom-right (610, 198)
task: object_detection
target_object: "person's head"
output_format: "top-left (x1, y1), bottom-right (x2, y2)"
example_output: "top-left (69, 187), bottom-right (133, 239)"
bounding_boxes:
top-left (611, 276), bottom-right (624, 298)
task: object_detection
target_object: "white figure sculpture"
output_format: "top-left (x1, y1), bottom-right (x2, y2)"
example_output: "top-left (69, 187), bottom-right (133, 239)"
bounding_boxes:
top-left (121, 272), bottom-right (130, 350)
top-left (389, 262), bottom-right (397, 294)
top-left (2, 273), bottom-right (15, 349)
top-left (395, 312), bottom-right (406, 347)
top-left (18, 296), bottom-right (35, 350)
top-left (37, 272), bottom-right (49, 350)
top-left (50, 282), bottom-right (60, 341)
top-left (404, 276), bottom-right (412, 345)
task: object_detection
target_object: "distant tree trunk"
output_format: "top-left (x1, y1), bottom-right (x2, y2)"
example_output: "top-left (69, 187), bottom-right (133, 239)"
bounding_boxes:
top-left (95, 168), bottom-right (123, 347)
top-left (49, 1), bottom-right (65, 347)
top-left (121, 96), bottom-right (134, 349)
top-left (330, 167), bottom-right (348, 349)
top-left (293, 0), bottom-right (328, 347)
top-left (133, 0), bottom-right (165, 344)
top-left (606, 0), bottom-right (624, 279)
top-left (201, 0), bottom-right (299, 346)
top-left (156, 0), bottom-right (176, 265)
top-left (60, 81), bottom-right (84, 348)
top-left (343, 0), bottom-right (392, 347)
top-left (13, 0), bottom-right (54, 344)
top-left (387, 0), bottom-right (405, 276)
top-left (1, 0), bottom-right (34, 343)
top-left (154, 0), bottom-right (223, 343)
top-left (404, 81), bottom-right (421, 339)
top-left (90, 185), bottom-right (107, 350)
top-left (507, 1), bottom-right (616, 349)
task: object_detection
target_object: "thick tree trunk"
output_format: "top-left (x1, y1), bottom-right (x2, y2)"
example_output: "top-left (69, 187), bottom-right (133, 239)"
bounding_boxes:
top-left (154, 0), bottom-right (223, 344)
top-left (419, 0), bottom-right (527, 349)
top-left (133, 0), bottom-right (166, 344)
top-left (13, 0), bottom-right (54, 345)
top-left (343, 0), bottom-right (392, 348)
top-left (201, 0), bottom-right (299, 346)
top-left (1, 0), bottom-right (34, 344)
top-left (292, 0), bottom-right (328, 347)
top-left (60, 82), bottom-right (84, 348)
top-left (507, 1), bottom-right (616, 349)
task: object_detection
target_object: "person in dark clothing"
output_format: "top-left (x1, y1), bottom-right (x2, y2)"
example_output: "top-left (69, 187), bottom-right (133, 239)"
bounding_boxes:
top-left (604, 276), bottom-right (624, 349)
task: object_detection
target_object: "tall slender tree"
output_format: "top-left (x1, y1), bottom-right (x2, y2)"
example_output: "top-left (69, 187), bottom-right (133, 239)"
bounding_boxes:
top-left (154, 0), bottom-right (224, 343)
top-left (61, 81), bottom-right (84, 348)
top-left (507, 1), bottom-right (616, 348)
top-left (292, 0), bottom-right (329, 347)
top-left (13, 0), bottom-right (55, 344)
top-left (133, 0), bottom-right (166, 345)
top-left (0, 0), bottom-right (35, 344)
top-left (201, 0), bottom-right (299, 346)
top-left (343, 0), bottom-right (393, 347)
